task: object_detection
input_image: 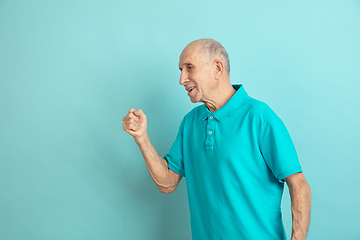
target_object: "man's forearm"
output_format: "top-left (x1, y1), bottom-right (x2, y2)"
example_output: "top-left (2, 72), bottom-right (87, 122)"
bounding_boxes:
top-left (135, 133), bottom-right (174, 189)
top-left (290, 180), bottom-right (311, 240)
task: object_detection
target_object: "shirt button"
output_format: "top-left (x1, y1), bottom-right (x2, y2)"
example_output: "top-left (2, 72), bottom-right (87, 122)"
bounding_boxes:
top-left (209, 131), bottom-right (213, 135)
top-left (210, 116), bottom-right (213, 119)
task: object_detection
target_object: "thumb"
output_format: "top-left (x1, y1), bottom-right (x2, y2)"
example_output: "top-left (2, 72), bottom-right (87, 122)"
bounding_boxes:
top-left (134, 109), bottom-right (145, 119)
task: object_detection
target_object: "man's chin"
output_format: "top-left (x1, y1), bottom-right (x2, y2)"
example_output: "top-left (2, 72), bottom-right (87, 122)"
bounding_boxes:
top-left (189, 97), bottom-right (200, 103)
top-left (188, 92), bottom-right (201, 103)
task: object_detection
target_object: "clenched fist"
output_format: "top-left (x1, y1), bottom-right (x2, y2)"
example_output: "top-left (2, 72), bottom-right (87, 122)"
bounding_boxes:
top-left (122, 108), bottom-right (148, 141)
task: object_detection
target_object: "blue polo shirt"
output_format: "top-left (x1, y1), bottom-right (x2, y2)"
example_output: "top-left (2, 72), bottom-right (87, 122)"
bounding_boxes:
top-left (164, 84), bottom-right (302, 240)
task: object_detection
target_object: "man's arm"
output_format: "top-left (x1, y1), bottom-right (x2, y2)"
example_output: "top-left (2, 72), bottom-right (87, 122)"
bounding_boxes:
top-left (122, 108), bottom-right (182, 193)
top-left (284, 172), bottom-right (311, 240)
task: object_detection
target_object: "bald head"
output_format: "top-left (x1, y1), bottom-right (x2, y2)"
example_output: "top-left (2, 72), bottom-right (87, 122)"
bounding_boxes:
top-left (184, 39), bottom-right (230, 75)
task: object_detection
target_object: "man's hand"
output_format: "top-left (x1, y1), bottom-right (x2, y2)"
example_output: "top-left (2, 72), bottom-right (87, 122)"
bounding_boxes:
top-left (122, 108), bottom-right (182, 192)
top-left (122, 108), bottom-right (148, 142)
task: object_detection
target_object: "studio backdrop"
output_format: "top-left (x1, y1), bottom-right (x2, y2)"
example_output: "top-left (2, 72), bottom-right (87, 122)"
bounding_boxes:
top-left (0, 1), bottom-right (359, 239)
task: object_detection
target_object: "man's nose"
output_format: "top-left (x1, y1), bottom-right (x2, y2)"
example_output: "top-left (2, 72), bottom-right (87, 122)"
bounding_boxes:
top-left (179, 71), bottom-right (187, 85)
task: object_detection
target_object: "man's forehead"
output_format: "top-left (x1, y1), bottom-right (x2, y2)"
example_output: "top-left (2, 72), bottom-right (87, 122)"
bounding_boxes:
top-left (179, 46), bottom-right (202, 64)
top-left (182, 44), bottom-right (198, 56)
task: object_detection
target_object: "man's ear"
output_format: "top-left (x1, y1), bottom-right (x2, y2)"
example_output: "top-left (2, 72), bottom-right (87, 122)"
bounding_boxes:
top-left (213, 59), bottom-right (224, 80)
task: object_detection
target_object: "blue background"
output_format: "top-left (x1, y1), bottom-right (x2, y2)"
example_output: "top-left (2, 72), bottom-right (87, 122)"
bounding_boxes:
top-left (0, 1), bottom-right (359, 239)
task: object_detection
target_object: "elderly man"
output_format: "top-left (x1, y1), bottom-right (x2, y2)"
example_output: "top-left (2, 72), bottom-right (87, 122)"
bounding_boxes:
top-left (123, 39), bottom-right (311, 240)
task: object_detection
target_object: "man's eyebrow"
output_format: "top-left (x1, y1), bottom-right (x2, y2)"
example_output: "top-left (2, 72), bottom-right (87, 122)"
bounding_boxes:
top-left (179, 63), bottom-right (192, 70)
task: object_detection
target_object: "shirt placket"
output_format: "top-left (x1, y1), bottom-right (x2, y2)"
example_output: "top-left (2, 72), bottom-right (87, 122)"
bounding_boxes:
top-left (205, 115), bottom-right (216, 150)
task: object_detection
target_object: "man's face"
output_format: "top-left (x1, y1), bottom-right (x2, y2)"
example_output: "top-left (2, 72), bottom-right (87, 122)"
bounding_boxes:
top-left (178, 46), bottom-right (214, 103)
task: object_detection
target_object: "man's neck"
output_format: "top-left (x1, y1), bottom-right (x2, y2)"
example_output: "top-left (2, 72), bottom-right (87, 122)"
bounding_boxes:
top-left (204, 82), bottom-right (236, 113)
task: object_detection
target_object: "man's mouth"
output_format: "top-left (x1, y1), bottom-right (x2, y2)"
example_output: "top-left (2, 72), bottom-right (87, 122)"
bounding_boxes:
top-left (187, 86), bottom-right (196, 93)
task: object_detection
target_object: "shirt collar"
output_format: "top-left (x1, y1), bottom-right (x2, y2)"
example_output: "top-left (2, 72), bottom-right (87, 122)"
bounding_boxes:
top-left (201, 84), bottom-right (248, 121)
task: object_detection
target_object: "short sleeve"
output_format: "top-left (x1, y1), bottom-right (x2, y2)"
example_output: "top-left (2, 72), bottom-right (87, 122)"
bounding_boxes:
top-left (164, 118), bottom-right (186, 177)
top-left (259, 110), bottom-right (302, 183)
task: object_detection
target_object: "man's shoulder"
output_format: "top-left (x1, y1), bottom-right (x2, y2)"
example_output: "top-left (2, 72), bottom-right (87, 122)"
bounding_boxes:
top-left (243, 96), bottom-right (274, 117)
